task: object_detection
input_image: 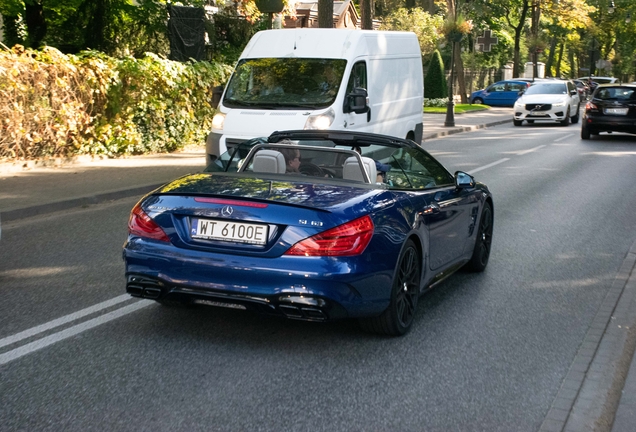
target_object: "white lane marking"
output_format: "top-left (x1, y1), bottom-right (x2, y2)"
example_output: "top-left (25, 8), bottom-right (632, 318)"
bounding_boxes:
top-left (0, 300), bottom-right (153, 366)
top-left (554, 134), bottom-right (573, 142)
top-left (0, 294), bottom-right (132, 349)
top-left (516, 145), bottom-right (546, 155)
top-left (467, 158), bottom-right (510, 175)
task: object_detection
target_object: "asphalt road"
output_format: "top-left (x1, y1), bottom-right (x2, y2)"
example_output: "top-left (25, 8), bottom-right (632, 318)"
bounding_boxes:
top-left (1, 123), bottom-right (636, 431)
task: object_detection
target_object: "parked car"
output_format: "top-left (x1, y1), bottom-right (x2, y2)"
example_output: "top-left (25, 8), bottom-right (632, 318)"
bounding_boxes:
top-left (572, 79), bottom-right (591, 99)
top-left (581, 83), bottom-right (636, 139)
top-left (470, 80), bottom-right (530, 106)
top-left (513, 80), bottom-right (581, 126)
top-left (578, 76), bottom-right (619, 85)
top-left (124, 130), bottom-right (494, 336)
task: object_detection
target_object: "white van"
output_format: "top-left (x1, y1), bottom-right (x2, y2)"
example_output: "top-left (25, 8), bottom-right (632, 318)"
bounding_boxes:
top-left (206, 29), bottom-right (424, 165)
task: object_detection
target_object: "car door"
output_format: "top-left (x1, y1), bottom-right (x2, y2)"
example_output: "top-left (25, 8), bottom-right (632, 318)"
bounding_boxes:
top-left (481, 82), bottom-right (503, 106)
top-left (506, 82), bottom-right (526, 106)
top-left (388, 147), bottom-right (476, 271)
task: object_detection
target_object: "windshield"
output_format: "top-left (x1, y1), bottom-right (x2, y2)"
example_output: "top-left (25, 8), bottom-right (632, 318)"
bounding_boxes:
top-left (223, 58), bottom-right (347, 109)
top-left (525, 83), bottom-right (568, 95)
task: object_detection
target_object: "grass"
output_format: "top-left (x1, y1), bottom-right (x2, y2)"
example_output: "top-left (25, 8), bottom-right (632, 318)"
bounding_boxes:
top-left (424, 104), bottom-right (490, 114)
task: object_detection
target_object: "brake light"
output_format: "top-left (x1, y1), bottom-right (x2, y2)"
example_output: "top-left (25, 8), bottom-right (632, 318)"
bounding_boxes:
top-left (586, 101), bottom-right (598, 112)
top-left (284, 215), bottom-right (374, 257)
top-left (128, 203), bottom-right (170, 242)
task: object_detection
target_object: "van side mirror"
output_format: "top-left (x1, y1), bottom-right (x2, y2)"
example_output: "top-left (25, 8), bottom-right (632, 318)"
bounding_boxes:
top-left (345, 87), bottom-right (369, 114)
top-left (212, 85), bottom-right (224, 108)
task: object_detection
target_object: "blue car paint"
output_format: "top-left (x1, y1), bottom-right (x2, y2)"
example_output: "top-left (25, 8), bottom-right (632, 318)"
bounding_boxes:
top-left (470, 80), bottom-right (529, 106)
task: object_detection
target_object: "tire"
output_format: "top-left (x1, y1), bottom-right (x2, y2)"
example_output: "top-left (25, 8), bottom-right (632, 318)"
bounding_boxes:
top-left (581, 124), bottom-right (590, 140)
top-left (560, 108), bottom-right (570, 126)
top-left (473, 97), bottom-right (484, 105)
top-left (359, 240), bottom-right (420, 336)
top-left (571, 104), bottom-right (580, 124)
top-left (464, 202), bottom-right (493, 273)
top-left (513, 119), bottom-right (522, 126)
top-left (527, 120), bottom-right (535, 124)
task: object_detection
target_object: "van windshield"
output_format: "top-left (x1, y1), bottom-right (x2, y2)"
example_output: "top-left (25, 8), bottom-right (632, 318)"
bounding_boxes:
top-left (223, 58), bottom-right (347, 110)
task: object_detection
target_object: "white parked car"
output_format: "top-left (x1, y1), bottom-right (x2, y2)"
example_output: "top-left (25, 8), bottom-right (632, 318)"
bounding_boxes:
top-left (513, 80), bottom-right (581, 126)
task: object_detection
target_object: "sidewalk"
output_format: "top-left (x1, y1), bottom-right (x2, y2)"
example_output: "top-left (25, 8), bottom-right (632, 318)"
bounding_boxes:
top-left (2, 107), bottom-right (636, 432)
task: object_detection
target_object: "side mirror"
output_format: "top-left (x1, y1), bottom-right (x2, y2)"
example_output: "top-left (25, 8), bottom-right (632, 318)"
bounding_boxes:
top-left (455, 171), bottom-right (475, 188)
top-left (212, 85), bottom-right (224, 108)
top-left (345, 87), bottom-right (369, 114)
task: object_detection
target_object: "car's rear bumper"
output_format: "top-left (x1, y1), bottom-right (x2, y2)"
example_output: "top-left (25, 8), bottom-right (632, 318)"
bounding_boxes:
top-left (126, 273), bottom-right (352, 321)
top-left (584, 116), bottom-right (636, 134)
top-left (123, 241), bottom-right (395, 322)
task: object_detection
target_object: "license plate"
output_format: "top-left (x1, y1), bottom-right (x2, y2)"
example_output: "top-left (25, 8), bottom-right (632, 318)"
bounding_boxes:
top-left (605, 108), bottom-right (628, 115)
top-left (191, 218), bottom-right (269, 245)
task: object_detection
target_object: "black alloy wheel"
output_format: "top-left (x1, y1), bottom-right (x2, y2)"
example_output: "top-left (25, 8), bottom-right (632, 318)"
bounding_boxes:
top-left (465, 202), bottom-right (493, 272)
top-left (360, 240), bottom-right (420, 336)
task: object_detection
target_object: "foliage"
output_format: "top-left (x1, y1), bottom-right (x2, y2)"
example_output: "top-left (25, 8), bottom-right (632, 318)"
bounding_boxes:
top-left (378, 7), bottom-right (444, 59)
top-left (424, 102), bottom-right (488, 113)
top-left (0, 45), bottom-right (233, 160)
top-left (424, 50), bottom-right (447, 99)
top-left (442, 12), bottom-right (473, 39)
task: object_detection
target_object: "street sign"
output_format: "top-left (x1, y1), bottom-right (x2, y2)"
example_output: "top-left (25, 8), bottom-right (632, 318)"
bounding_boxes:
top-left (476, 30), bottom-right (498, 52)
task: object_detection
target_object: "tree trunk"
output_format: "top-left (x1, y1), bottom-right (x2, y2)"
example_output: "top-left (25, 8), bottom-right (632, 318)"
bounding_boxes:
top-left (555, 41), bottom-right (565, 77)
top-left (361, 0), bottom-right (373, 30)
top-left (545, 36), bottom-right (557, 77)
top-left (454, 44), bottom-right (467, 103)
top-left (318, 0), bottom-right (334, 28)
top-left (24, 0), bottom-right (47, 48)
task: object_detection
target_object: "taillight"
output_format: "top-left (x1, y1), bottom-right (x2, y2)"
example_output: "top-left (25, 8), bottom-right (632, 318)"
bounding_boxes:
top-left (585, 101), bottom-right (598, 112)
top-left (284, 215), bottom-right (374, 257)
top-left (128, 203), bottom-right (170, 242)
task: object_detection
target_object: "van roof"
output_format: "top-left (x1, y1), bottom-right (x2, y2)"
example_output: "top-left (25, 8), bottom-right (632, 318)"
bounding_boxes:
top-left (240, 29), bottom-right (421, 60)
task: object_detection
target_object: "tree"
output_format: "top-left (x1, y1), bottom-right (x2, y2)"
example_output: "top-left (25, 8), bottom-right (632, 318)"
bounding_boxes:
top-left (361, 0), bottom-right (373, 30)
top-left (379, 7), bottom-right (444, 59)
top-left (424, 49), bottom-right (447, 99)
top-left (318, 0), bottom-right (333, 28)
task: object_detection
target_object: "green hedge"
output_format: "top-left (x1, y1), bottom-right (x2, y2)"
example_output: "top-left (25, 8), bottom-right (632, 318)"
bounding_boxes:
top-left (0, 46), bottom-right (233, 160)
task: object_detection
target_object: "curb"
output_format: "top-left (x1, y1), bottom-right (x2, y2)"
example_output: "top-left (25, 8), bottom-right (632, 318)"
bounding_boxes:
top-left (1, 183), bottom-right (163, 223)
top-left (539, 238), bottom-right (636, 432)
top-left (421, 119), bottom-right (513, 141)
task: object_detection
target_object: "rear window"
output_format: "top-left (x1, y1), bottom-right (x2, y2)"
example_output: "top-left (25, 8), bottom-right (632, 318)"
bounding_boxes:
top-left (595, 87), bottom-right (636, 100)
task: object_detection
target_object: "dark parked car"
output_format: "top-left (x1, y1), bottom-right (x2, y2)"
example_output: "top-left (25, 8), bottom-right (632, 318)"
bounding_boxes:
top-left (124, 130), bottom-right (494, 336)
top-left (470, 80), bottom-right (530, 106)
top-left (581, 84), bottom-right (636, 139)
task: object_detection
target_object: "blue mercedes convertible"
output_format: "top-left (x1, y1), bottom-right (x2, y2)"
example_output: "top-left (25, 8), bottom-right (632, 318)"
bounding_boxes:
top-left (123, 130), bottom-right (494, 336)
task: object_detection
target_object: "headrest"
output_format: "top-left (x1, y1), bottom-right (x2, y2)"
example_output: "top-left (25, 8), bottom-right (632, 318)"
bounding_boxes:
top-left (252, 150), bottom-right (286, 174)
top-left (343, 156), bottom-right (377, 183)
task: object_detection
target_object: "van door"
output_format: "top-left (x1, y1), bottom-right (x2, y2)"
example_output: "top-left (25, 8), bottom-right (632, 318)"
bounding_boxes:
top-left (344, 61), bottom-right (370, 131)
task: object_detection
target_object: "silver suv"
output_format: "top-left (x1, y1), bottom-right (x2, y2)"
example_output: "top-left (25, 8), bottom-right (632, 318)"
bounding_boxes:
top-left (513, 80), bottom-right (581, 126)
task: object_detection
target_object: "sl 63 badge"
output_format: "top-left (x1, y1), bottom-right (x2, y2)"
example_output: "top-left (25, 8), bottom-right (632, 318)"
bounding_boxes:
top-left (299, 220), bottom-right (323, 227)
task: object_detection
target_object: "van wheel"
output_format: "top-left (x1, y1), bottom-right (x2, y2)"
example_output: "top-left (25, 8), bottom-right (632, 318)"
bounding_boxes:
top-left (406, 131), bottom-right (415, 141)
